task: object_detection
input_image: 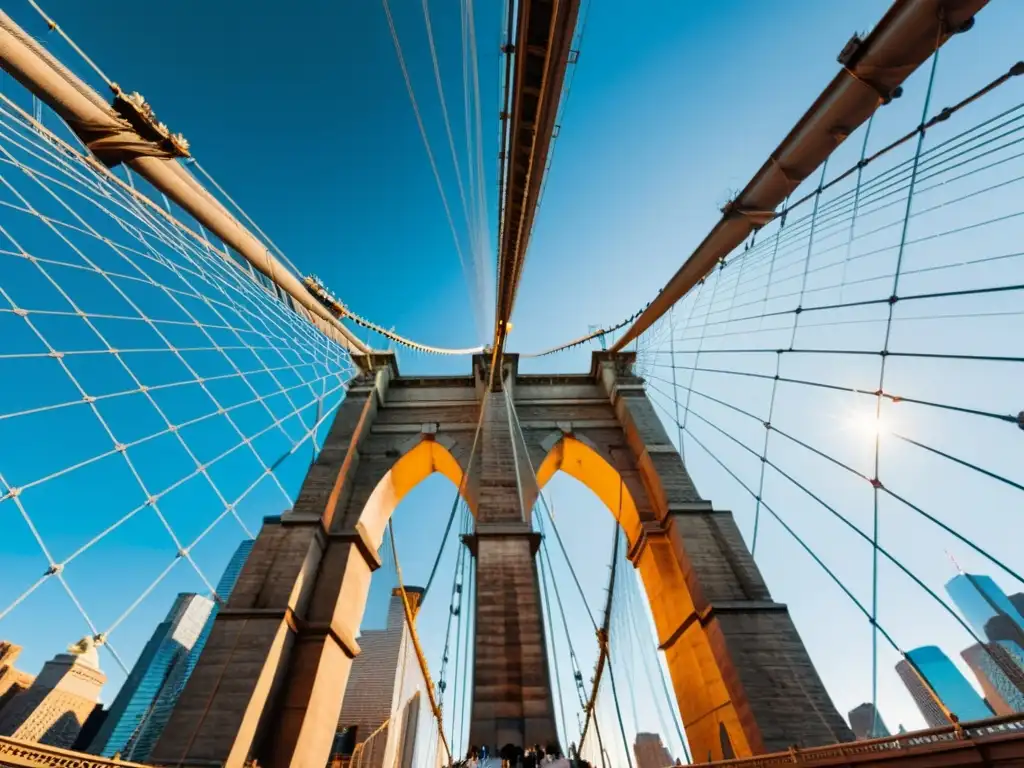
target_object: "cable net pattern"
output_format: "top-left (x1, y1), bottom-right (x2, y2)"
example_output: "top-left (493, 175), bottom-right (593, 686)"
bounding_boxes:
top-left (0, 94), bottom-right (357, 690)
top-left (623, 50), bottom-right (1024, 737)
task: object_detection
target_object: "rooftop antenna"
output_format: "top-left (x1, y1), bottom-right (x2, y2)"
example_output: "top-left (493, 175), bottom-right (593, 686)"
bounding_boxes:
top-left (944, 549), bottom-right (965, 575)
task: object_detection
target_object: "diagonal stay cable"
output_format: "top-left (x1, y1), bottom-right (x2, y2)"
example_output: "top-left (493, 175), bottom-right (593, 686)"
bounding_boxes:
top-left (500, 381), bottom-right (598, 630)
top-left (644, 385), bottom-right (1005, 717)
top-left (645, 377), bottom-right (1024, 586)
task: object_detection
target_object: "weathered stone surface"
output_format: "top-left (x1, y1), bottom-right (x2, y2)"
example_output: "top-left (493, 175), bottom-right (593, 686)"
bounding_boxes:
top-left (160, 351), bottom-right (850, 767)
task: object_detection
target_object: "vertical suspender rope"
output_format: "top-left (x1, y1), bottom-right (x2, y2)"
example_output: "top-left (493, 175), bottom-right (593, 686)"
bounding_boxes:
top-left (602, 524), bottom-right (635, 768)
top-left (448, 534), bottom-right (467, 755)
top-left (387, 519), bottom-right (453, 765)
top-left (668, 306), bottom-right (683, 454)
top-left (752, 161), bottom-right (827, 557)
top-left (539, 537), bottom-right (570, 747)
top-left (839, 114), bottom-right (875, 304)
top-left (874, 43), bottom-right (944, 727)
top-left (458, 543), bottom-right (475, 757)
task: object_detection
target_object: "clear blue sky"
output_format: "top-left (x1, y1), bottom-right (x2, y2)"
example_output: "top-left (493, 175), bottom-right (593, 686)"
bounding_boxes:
top-left (1, 0), bottom-right (1023, 762)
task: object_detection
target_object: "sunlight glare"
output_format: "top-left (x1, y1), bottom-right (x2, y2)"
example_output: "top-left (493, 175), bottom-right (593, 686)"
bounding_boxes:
top-left (845, 409), bottom-right (889, 439)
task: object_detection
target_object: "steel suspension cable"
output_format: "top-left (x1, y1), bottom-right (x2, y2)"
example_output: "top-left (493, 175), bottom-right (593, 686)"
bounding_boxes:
top-left (645, 376), bottom-right (1023, 584)
top-left (380, 0), bottom-right (485, 340)
top-left (538, 530), bottom-right (570, 747)
top-left (531, 60), bottom-right (1024, 360)
top-left (643, 384), bottom-right (1015, 690)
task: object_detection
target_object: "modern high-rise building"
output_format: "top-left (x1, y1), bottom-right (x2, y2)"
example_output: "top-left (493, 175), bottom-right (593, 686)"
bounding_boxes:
top-left (1010, 593), bottom-right (1024, 619)
top-left (896, 647), bottom-right (992, 728)
top-left (847, 702), bottom-right (890, 740)
top-left (334, 587), bottom-right (433, 768)
top-left (88, 593), bottom-right (213, 760)
top-left (0, 637), bottom-right (106, 748)
top-left (945, 574), bottom-right (1024, 643)
top-left (633, 732), bottom-right (674, 768)
top-left (107, 539), bottom-right (255, 761)
top-left (962, 642), bottom-right (1024, 715)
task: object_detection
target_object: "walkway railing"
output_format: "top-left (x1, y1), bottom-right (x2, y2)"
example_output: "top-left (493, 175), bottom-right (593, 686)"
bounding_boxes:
top-left (695, 713), bottom-right (1024, 768)
top-left (0, 735), bottom-right (149, 768)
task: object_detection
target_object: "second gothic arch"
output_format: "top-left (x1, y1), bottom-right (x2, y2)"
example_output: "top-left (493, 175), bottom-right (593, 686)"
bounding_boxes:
top-left (354, 435), bottom-right (474, 552)
top-left (534, 432), bottom-right (645, 547)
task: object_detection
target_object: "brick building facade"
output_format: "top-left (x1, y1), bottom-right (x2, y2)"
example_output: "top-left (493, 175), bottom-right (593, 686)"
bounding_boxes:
top-left (333, 588), bottom-right (434, 768)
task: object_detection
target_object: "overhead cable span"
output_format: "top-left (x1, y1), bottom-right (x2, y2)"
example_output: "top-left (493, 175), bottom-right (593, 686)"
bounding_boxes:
top-left (608, 0), bottom-right (989, 353)
top-left (521, 305), bottom-right (647, 358)
top-left (302, 276), bottom-right (484, 356)
top-left (0, 8), bottom-right (482, 361)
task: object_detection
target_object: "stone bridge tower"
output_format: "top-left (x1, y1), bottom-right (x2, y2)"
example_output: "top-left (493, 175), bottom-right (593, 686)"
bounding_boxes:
top-left (151, 351), bottom-right (852, 768)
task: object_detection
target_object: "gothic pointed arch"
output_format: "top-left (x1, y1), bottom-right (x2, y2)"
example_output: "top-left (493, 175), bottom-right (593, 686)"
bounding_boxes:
top-left (353, 434), bottom-right (474, 552)
top-left (534, 432), bottom-right (644, 545)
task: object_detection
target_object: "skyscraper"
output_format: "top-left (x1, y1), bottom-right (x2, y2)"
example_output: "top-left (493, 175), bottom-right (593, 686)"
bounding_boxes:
top-left (633, 732), bottom-right (674, 768)
top-left (88, 593), bottom-right (213, 759)
top-left (1010, 594), bottom-right (1024, 619)
top-left (847, 702), bottom-right (890, 740)
top-left (945, 574), bottom-right (1024, 643)
top-left (118, 539), bottom-right (255, 760)
top-left (896, 647), bottom-right (992, 728)
top-left (962, 642), bottom-right (1024, 715)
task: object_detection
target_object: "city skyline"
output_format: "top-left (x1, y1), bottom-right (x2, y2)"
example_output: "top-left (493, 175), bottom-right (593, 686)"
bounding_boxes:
top-left (886, 573), bottom-right (1024, 732)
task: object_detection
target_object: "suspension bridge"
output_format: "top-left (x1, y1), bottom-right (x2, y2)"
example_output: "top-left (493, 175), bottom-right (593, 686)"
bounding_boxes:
top-left (0, 0), bottom-right (1023, 767)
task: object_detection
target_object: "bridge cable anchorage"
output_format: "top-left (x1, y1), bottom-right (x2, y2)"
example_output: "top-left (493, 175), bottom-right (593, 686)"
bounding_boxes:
top-left (0, 13), bottom-right (383, 356)
top-left (6, 5), bottom-right (485, 361)
top-left (381, 0), bottom-right (487, 340)
top-left (535, 58), bottom-right (1024, 362)
top-left (387, 518), bottom-right (453, 765)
